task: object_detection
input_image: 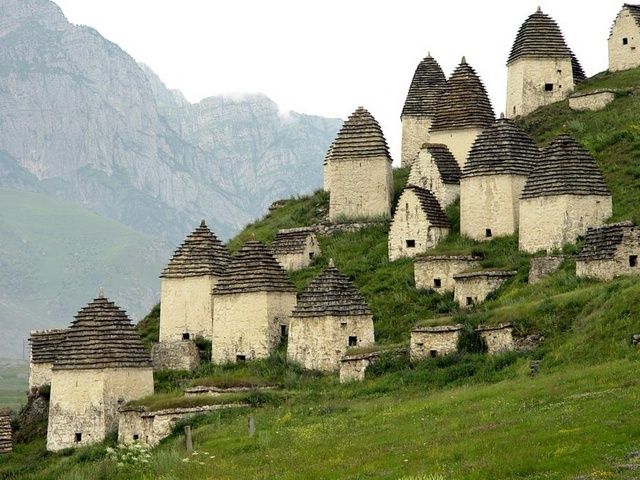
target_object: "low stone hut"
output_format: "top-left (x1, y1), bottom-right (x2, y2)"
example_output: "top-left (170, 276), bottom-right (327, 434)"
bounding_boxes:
top-left (408, 143), bottom-right (461, 209)
top-left (339, 351), bottom-right (379, 383)
top-left (410, 324), bottom-right (464, 360)
top-left (576, 222), bottom-right (640, 281)
top-left (460, 117), bottom-right (539, 241)
top-left (401, 54), bottom-right (447, 167)
top-left (325, 107), bottom-right (393, 221)
top-left (429, 57), bottom-right (495, 168)
top-left (47, 295), bottom-right (153, 451)
top-left (288, 262), bottom-right (374, 372)
top-left (609, 4), bottom-right (640, 72)
top-left (476, 324), bottom-right (515, 354)
top-left (453, 270), bottom-right (516, 308)
top-left (270, 227), bottom-right (321, 271)
top-left (414, 254), bottom-right (481, 292)
top-left (388, 186), bottom-right (450, 261)
top-left (211, 240), bottom-right (297, 363)
top-left (159, 220), bottom-right (230, 344)
top-left (519, 135), bottom-right (612, 253)
top-left (0, 409), bottom-right (11, 454)
top-left (569, 90), bottom-right (616, 112)
top-left (28, 328), bottom-right (66, 389)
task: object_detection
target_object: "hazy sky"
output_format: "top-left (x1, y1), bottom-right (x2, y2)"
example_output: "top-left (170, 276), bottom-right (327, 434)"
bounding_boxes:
top-left (55, 0), bottom-right (622, 163)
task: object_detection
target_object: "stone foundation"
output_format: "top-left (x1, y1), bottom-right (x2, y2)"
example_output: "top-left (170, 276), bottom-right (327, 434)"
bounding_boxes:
top-left (414, 255), bottom-right (481, 292)
top-left (476, 324), bottom-right (514, 354)
top-left (528, 256), bottom-right (564, 284)
top-left (151, 341), bottom-right (200, 371)
top-left (410, 324), bottom-right (463, 360)
top-left (569, 90), bottom-right (615, 112)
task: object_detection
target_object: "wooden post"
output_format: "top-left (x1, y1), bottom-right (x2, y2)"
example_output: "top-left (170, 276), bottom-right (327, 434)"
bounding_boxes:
top-left (184, 425), bottom-right (193, 454)
top-left (248, 415), bottom-right (255, 437)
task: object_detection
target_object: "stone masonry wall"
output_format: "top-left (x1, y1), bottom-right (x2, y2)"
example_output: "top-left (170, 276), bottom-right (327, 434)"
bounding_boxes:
top-left (506, 57), bottom-right (574, 118)
top-left (388, 190), bottom-right (449, 261)
top-left (414, 256), bottom-right (480, 292)
top-left (609, 8), bottom-right (640, 72)
top-left (428, 127), bottom-right (484, 169)
top-left (519, 194), bottom-right (612, 253)
top-left (274, 237), bottom-right (321, 271)
top-left (454, 275), bottom-right (511, 308)
top-left (29, 362), bottom-right (54, 389)
top-left (410, 329), bottom-right (461, 360)
top-left (288, 314), bottom-right (375, 372)
top-left (529, 256), bottom-right (565, 284)
top-left (151, 340), bottom-right (200, 371)
top-left (576, 230), bottom-right (640, 281)
top-left (401, 115), bottom-right (432, 168)
top-left (329, 157), bottom-right (393, 221)
top-left (159, 275), bottom-right (218, 343)
top-left (408, 147), bottom-right (459, 209)
top-left (339, 354), bottom-right (377, 383)
top-left (460, 175), bottom-right (527, 241)
top-left (477, 327), bottom-right (514, 354)
top-left (569, 91), bottom-right (615, 112)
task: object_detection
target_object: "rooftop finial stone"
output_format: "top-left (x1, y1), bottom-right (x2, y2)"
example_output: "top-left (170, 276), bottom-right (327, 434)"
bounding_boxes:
top-left (329, 258), bottom-right (335, 268)
top-left (97, 287), bottom-right (104, 299)
top-left (200, 219), bottom-right (206, 227)
top-left (461, 56), bottom-right (467, 65)
top-left (250, 232), bottom-right (257, 241)
top-left (537, 5), bottom-right (542, 13)
top-left (500, 112), bottom-right (505, 119)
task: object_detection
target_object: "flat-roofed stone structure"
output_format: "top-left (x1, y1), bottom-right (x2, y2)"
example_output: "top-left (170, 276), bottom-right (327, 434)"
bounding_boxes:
top-left (28, 329), bottom-right (66, 388)
top-left (408, 143), bottom-right (461, 209)
top-left (569, 90), bottom-right (616, 112)
top-left (325, 107), bottom-right (393, 221)
top-left (401, 54), bottom-right (447, 167)
top-left (339, 351), bottom-right (379, 383)
top-left (151, 340), bottom-right (200, 371)
top-left (529, 255), bottom-right (565, 284)
top-left (288, 263), bottom-right (374, 372)
top-left (461, 117), bottom-right (539, 241)
top-left (159, 220), bottom-right (230, 344)
top-left (0, 409), bottom-right (11, 454)
top-left (211, 240), bottom-right (297, 363)
top-left (519, 135), bottom-right (612, 253)
top-left (506, 7), bottom-right (585, 118)
top-left (576, 222), bottom-right (640, 280)
top-left (476, 324), bottom-right (515, 354)
top-left (47, 295), bottom-right (153, 452)
top-left (270, 227), bottom-right (321, 271)
top-left (414, 254), bottom-right (481, 292)
top-left (453, 270), bottom-right (516, 308)
top-left (388, 186), bottom-right (450, 261)
top-left (429, 57), bottom-right (495, 168)
top-left (609, 4), bottom-right (640, 72)
top-left (410, 324), bottom-right (464, 360)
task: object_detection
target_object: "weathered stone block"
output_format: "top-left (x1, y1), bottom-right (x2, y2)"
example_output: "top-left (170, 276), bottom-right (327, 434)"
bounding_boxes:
top-left (410, 324), bottom-right (463, 360)
top-left (151, 341), bottom-right (200, 371)
top-left (414, 255), bottom-right (481, 292)
top-left (528, 256), bottom-right (564, 284)
top-left (453, 271), bottom-right (516, 308)
top-left (569, 90), bottom-right (615, 112)
top-left (476, 324), bottom-right (514, 354)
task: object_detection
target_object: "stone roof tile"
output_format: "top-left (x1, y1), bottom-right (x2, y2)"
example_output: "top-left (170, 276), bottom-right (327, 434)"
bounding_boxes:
top-left (508, 8), bottom-right (573, 63)
top-left (521, 135), bottom-right (610, 199)
top-left (271, 228), bottom-right (317, 255)
top-left (0, 411), bottom-right (11, 454)
top-left (404, 186), bottom-right (450, 229)
top-left (29, 329), bottom-right (67, 364)
top-left (609, 4), bottom-right (640, 39)
top-left (401, 54), bottom-right (447, 117)
top-left (422, 143), bottom-right (462, 184)
top-left (576, 222), bottom-right (636, 261)
top-left (326, 107), bottom-right (392, 162)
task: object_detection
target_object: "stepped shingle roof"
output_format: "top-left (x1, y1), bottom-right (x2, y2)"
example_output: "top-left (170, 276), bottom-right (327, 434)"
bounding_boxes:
top-left (292, 264), bottom-right (371, 317)
top-left (463, 117), bottom-right (540, 178)
top-left (213, 240), bottom-right (296, 295)
top-left (53, 296), bottom-right (151, 371)
top-left (609, 4), bottom-right (640, 39)
top-left (430, 58), bottom-right (495, 131)
top-left (271, 228), bottom-right (317, 255)
top-left (29, 329), bottom-right (67, 364)
top-left (161, 221), bottom-right (230, 278)
top-left (571, 54), bottom-right (586, 84)
top-left (508, 8), bottom-right (573, 63)
top-left (521, 135), bottom-right (610, 199)
top-left (576, 222), bottom-right (636, 261)
top-left (402, 186), bottom-right (450, 228)
top-left (326, 107), bottom-right (392, 162)
top-left (401, 54), bottom-right (447, 117)
top-left (0, 411), bottom-right (11, 454)
top-left (422, 144), bottom-right (462, 184)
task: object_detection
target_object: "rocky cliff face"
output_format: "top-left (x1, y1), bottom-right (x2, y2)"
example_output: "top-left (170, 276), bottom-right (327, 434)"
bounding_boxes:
top-left (0, 0), bottom-right (340, 241)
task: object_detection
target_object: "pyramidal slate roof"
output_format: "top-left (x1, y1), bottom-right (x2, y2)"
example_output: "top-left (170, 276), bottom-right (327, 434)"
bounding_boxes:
top-left (508, 8), bottom-right (572, 63)
top-left (576, 222), bottom-right (636, 261)
top-left (609, 4), bottom-right (640, 39)
top-left (53, 296), bottom-right (152, 371)
top-left (430, 58), bottom-right (495, 131)
top-left (161, 220), bottom-right (230, 278)
top-left (571, 54), bottom-right (586, 84)
top-left (213, 240), bottom-right (296, 295)
top-left (271, 227), bottom-right (316, 255)
top-left (401, 54), bottom-right (447, 117)
top-left (402, 186), bottom-right (450, 228)
top-left (521, 135), bottom-right (610, 199)
top-left (29, 329), bottom-right (67, 364)
top-left (422, 143), bottom-right (462, 184)
top-left (463, 117), bottom-right (540, 178)
top-left (0, 411), bottom-right (11, 454)
top-left (291, 264), bottom-right (371, 317)
top-left (327, 107), bottom-right (392, 162)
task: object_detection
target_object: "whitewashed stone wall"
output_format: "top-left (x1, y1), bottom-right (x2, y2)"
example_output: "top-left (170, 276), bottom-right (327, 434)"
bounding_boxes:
top-left (323, 161), bottom-right (333, 192)
top-left (159, 275), bottom-right (218, 342)
top-left (529, 256), bottom-right (564, 284)
top-left (274, 237), bottom-right (321, 271)
top-left (328, 157), bottom-right (393, 221)
top-left (401, 116), bottom-right (432, 168)
top-left (339, 353), bottom-right (378, 383)
top-left (410, 327), bottom-right (462, 360)
top-left (29, 362), bottom-right (54, 389)
top-left (408, 148), bottom-right (459, 209)
top-left (506, 57), bottom-right (574, 118)
top-left (477, 325), bottom-right (514, 354)
top-left (609, 8), bottom-right (640, 72)
top-left (519, 194), bottom-right (612, 253)
top-left (151, 341), bottom-right (200, 371)
top-left (460, 175), bottom-right (527, 241)
top-left (47, 367), bottom-right (153, 451)
top-left (211, 291), bottom-right (297, 363)
top-left (414, 256), bottom-right (480, 292)
top-left (388, 189), bottom-right (449, 261)
top-left (569, 91), bottom-right (615, 112)
top-left (429, 127), bottom-right (485, 169)
top-left (453, 273), bottom-right (514, 308)
top-left (288, 314), bottom-right (375, 372)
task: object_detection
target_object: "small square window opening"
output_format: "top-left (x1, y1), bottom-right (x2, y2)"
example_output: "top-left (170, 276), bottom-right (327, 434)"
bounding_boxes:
top-left (74, 433), bottom-right (82, 443)
top-left (485, 228), bottom-right (492, 238)
top-left (406, 239), bottom-right (416, 248)
top-left (182, 332), bottom-right (190, 340)
top-left (433, 278), bottom-right (442, 288)
top-left (623, 37), bottom-right (629, 45)
top-left (466, 297), bottom-right (473, 306)
top-left (236, 355), bottom-right (246, 363)
top-left (630, 255), bottom-right (638, 267)
top-left (544, 83), bottom-right (554, 91)
top-left (348, 336), bottom-right (358, 347)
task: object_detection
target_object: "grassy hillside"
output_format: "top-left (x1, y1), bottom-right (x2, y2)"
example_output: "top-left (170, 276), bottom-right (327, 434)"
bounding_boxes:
top-left (0, 359), bottom-right (28, 410)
